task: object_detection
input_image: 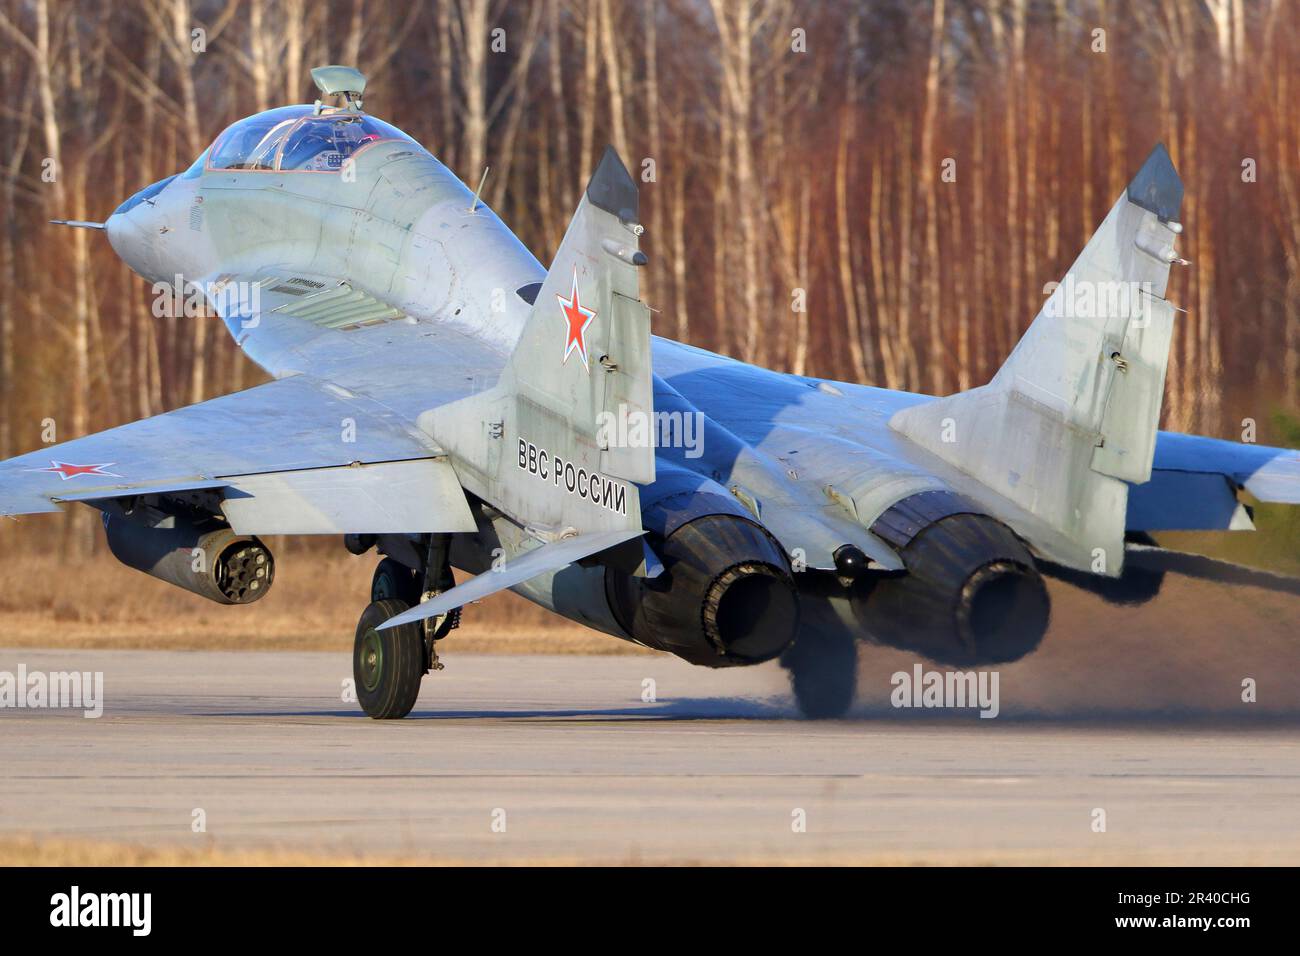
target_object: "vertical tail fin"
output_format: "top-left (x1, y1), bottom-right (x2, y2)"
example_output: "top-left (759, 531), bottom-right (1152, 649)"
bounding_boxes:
top-left (890, 144), bottom-right (1184, 573)
top-left (425, 147), bottom-right (654, 537)
top-left (503, 145), bottom-right (655, 486)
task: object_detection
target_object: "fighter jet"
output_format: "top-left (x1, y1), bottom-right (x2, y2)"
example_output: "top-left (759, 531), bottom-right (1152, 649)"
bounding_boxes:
top-left (7, 67), bottom-right (1298, 718)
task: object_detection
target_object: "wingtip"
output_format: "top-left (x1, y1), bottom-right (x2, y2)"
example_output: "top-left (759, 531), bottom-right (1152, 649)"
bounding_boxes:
top-left (1126, 143), bottom-right (1183, 221)
top-left (585, 145), bottom-right (639, 222)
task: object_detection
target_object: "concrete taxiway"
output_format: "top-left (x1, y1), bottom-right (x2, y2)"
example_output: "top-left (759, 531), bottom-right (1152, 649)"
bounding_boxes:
top-left (1, 648), bottom-right (1298, 864)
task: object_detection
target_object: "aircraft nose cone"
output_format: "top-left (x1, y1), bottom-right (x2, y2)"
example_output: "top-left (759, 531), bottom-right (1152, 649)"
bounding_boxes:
top-left (105, 211), bottom-right (163, 283)
top-left (105, 211), bottom-right (140, 261)
top-left (104, 211), bottom-right (129, 257)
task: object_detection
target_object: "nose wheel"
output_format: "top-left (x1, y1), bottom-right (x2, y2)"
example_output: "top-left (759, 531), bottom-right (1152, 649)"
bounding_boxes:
top-left (353, 598), bottom-right (426, 719)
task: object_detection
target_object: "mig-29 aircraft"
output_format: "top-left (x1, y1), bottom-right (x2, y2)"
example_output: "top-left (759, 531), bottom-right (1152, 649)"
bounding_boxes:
top-left (5, 66), bottom-right (1298, 718)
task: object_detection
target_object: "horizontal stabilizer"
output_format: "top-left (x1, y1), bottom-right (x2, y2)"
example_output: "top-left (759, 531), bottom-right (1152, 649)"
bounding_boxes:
top-left (377, 529), bottom-right (644, 630)
top-left (1151, 431), bottom-right (1300, 504)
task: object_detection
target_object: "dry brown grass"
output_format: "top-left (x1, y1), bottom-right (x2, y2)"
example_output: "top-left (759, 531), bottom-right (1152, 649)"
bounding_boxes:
top-left (0, 551), bottom-right (648, 655)
top-left (3, 834), bottom-right (1291, 867)
top-left (0, 836), bottom-right (439, 867)
top-left (0, 545), bottom-right (1294, 717)
top-left (0, 550), bottom-right (1296, 694)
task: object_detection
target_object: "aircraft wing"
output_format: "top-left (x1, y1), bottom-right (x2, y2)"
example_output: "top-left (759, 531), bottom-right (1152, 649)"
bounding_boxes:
top-left (0, 249), bottom-right (515, 534)
top-left (0, 373), bottom-right (476, 535)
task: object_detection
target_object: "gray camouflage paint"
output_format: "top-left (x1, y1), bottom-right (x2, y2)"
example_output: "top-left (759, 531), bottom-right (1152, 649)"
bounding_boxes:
top-left (4, 95), bottom-right (1298, 640)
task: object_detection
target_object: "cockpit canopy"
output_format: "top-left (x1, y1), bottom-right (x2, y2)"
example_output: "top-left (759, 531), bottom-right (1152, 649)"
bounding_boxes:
top-left (207, 105), bottom-right (419, 173)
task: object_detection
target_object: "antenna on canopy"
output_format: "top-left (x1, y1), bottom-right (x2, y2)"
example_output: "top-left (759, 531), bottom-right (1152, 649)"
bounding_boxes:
top-left (310, 65), bottom-right (367, 114)
top-left (469, 166), bottom-right (490, 213)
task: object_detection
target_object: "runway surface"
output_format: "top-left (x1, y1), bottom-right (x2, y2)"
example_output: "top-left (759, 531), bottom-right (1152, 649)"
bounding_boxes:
top-left (2, 647), bottom-right (1298, 864)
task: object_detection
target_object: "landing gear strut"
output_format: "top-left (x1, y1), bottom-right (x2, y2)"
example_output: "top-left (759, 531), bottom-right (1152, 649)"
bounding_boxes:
top-left (352, 534), bottom-right (459, 720)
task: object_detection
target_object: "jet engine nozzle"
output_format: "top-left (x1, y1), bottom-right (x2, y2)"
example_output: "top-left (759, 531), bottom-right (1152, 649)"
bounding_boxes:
top-left (606, 514), bottom-right (798, 667)
top-left (854, 512), bottom-right (1049, 666)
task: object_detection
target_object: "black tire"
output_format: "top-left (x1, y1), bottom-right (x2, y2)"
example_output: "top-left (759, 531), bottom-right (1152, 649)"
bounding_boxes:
top-left (371, 557), bottom-right (423, 605)
top-left (782, 629), bottom-right (858, 719)
top-left (1091, 565), bottom-right (1166, 607)
top-left (353, 599), bottom-right (426, 719)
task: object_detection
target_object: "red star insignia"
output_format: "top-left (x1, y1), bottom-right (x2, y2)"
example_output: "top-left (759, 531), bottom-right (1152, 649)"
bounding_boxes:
top-left (29, 460), bottom-right (121, 481)
top-left (555, 266), bottom-right (597, 370)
